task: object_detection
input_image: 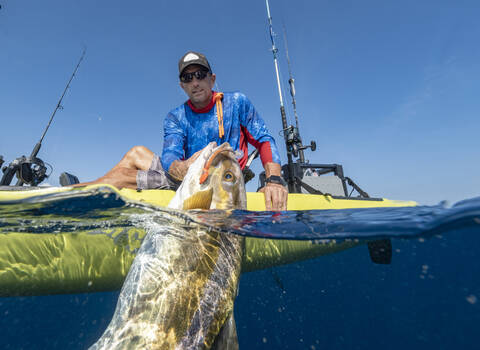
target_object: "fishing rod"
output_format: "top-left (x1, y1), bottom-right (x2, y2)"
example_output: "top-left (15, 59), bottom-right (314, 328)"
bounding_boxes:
top-left (0, 48), bottom-right (86, 187)
top-left (264, 4), bottom-right (391, 265)
top-left (265, 0), bottom-right (289, 152)
top-left (264, 1), bottom-right (367, 198)
top-left (282, 23), bottom-right (310, 164)
top-left (282, 25), bottom-right (299, 129)
top-left (265, 0), bottom-right (315, 192)
top-left (265, 0), bottom-right (294, 191)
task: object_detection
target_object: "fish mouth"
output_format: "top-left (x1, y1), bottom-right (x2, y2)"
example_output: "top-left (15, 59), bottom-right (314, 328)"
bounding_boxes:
top-left (199, 144), bottom-right (235, 185)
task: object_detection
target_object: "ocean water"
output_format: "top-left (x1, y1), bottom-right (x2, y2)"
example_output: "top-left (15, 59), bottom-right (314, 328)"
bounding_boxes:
top-left (0, 190), bottom-right (479, 349)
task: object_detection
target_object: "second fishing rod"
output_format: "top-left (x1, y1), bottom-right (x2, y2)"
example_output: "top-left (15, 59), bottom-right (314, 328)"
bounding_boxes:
top-left (0, 48), bottom-right (86, 187)
top-left (265, 0), bottom-right (316, 192)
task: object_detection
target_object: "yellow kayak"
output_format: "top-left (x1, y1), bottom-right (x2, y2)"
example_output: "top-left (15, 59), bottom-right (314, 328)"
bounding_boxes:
top-left (0, 184), bottom-right (416, 296)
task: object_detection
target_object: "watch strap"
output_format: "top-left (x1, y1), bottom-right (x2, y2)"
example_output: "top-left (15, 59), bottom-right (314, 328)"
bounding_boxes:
top-left (265, 175), bottom-right (286, 186)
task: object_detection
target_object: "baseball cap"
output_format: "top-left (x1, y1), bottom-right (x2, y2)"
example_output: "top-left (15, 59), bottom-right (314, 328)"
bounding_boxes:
top-left (178, 51), bottom-right (212, 77)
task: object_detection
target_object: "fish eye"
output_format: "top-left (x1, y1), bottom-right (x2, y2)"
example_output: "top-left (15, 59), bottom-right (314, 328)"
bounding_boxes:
top-left (223, 171), bottom-right (235, 182)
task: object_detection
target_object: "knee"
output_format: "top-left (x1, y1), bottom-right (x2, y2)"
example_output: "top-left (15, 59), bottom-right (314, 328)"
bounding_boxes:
top-left (124, 145), bottom-right (154, 170)
top-left (127, 145), bottom-right (151, 161)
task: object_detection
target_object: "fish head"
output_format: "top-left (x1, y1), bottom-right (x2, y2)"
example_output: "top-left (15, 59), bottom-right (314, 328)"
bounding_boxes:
top-left (168, 142), bottom-right (246, 210)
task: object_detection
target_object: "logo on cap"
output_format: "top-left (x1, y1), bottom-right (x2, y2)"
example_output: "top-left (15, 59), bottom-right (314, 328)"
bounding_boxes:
top-left (183, 53), bottom-right (200, 63)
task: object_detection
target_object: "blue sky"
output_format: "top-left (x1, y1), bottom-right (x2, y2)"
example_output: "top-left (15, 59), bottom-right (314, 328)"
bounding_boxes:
top-left (0, 0), bottom-right (479, 205)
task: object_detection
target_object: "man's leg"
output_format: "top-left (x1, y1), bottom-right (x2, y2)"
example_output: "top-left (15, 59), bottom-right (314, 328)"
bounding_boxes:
top-left (74, 146), bottom-right (154, 189)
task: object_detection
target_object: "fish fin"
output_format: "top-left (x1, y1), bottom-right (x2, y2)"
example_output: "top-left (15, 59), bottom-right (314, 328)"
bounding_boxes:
top-left (211, 312), bottom-right (239, 350)
top-left (182, 188), bottom-right (213, 210)
top-left (367, 239), bottom-right (392, 264)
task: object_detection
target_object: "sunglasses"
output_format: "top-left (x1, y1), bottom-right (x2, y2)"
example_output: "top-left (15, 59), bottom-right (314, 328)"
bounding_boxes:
top-left (180, 69), bottom-right (209, 83)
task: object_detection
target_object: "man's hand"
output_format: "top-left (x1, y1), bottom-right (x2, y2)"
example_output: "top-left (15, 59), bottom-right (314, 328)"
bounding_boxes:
top-left (169, 149), bottom-right (203, 181)
top-left (261, 162), bottom-right (288, 211)
top-left (260, 182), bottom-right (288, 211)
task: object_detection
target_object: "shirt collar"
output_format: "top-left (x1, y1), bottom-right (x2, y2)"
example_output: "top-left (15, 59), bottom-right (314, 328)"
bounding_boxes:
top-left (187, 91), bottom-right (218, 113)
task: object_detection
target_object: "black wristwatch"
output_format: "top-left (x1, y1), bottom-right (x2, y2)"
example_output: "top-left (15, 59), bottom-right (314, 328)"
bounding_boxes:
top-left (265, 175), bottom-right (287, 186)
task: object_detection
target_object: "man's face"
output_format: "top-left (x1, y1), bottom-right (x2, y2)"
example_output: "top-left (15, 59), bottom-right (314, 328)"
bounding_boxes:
top-left (180, 64), bottom-right (216, 107)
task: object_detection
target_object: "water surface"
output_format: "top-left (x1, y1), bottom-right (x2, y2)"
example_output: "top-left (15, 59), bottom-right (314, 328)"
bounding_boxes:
top-left (0, 191), bottom-right (478, 349)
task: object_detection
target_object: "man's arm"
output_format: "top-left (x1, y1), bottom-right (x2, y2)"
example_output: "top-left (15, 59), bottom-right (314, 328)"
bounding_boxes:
top-left (161, 111), bottom-right (189, 179)
top-left (238, 93), bottom-right (287, 210)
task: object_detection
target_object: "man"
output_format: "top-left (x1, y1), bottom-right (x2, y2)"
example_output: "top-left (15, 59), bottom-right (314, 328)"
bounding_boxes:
top-left (79, 51), bottom-right (287, 210)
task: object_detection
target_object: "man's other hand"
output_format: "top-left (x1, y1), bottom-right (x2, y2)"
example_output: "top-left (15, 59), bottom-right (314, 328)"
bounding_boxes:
top-left (261, 162), bottom-right (288, 211)
top-left (260, 182), bottom-right (288, 211)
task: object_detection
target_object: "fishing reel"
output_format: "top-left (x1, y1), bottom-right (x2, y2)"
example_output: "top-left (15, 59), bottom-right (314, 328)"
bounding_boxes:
top-left (0, 155), bottom-right (49, 186)
top-left (284, 125), bottom-right (316, 158)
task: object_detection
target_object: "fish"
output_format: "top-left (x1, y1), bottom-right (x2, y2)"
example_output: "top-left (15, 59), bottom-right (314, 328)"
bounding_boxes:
top-left (90, 142), bottom-right (246, 350)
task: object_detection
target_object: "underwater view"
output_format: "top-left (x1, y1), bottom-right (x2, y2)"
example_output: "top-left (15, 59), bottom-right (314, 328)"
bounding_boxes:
top-left (1, 0), bottom-right (479, 349)
top-left (0, 190), bottom-right (478, 349)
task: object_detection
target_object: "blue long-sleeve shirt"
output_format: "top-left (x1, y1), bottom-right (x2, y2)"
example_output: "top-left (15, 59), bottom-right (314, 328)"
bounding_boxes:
top-left (161, 91), bottom-right (281, 172)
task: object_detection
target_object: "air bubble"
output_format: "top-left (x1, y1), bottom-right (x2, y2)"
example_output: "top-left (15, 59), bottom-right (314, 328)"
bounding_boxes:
top-left (466, 295), bottom-right (477, 304)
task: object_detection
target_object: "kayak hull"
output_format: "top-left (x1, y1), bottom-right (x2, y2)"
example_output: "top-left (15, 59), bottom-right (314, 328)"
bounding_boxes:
top-left (0, 185), bottom-right (416, 296)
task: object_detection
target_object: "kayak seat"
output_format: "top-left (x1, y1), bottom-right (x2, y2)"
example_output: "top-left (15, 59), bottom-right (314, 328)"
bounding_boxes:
top-left (301, 175), bottom-right (345, 196)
